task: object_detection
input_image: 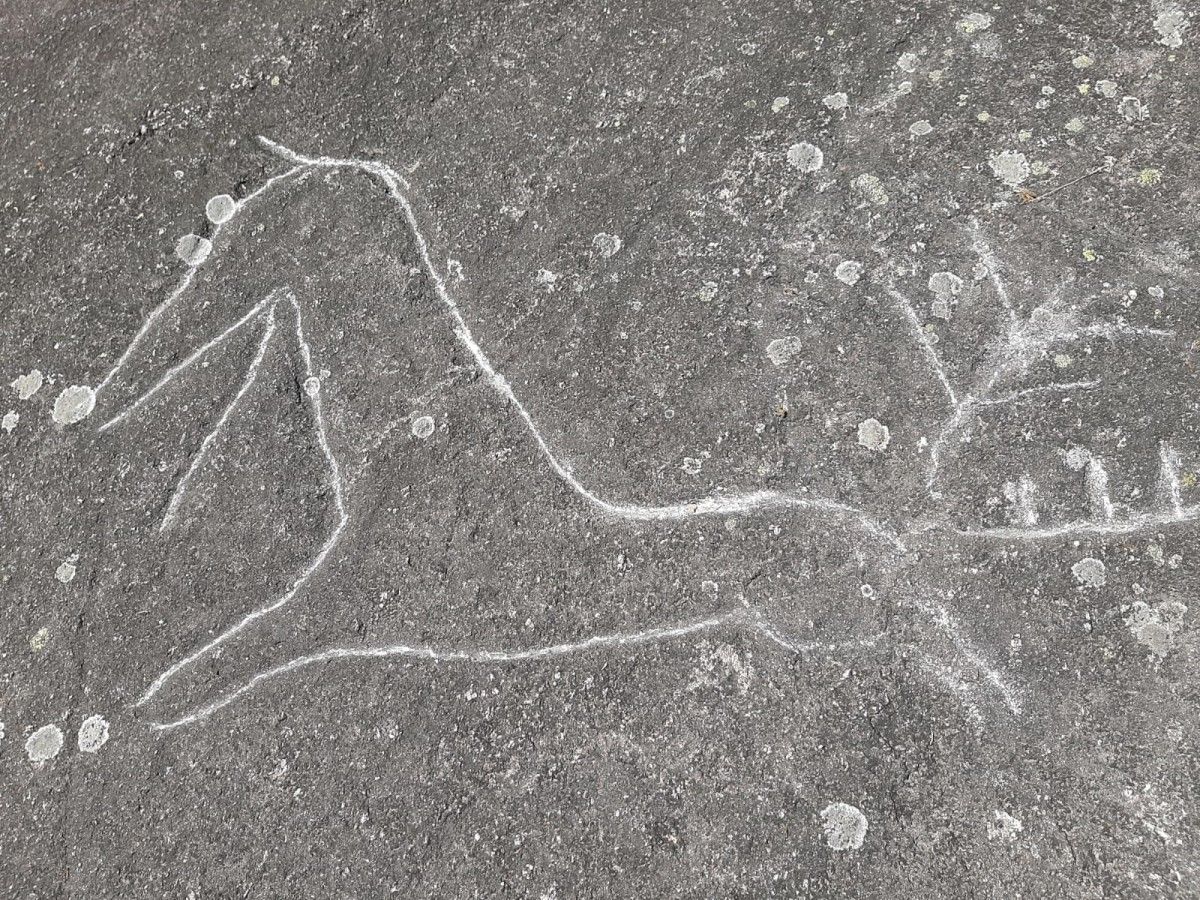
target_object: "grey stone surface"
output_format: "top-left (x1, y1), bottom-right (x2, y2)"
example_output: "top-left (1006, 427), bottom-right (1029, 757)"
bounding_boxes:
top-left (1, 1), bottom-right (1198, 897)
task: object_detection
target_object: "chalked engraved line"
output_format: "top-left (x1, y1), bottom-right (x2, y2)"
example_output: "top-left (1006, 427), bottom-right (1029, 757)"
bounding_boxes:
top-left (886, 220), bottom-right (1184, 549)
top-left (97, 293), bottom-right (282, 432)
top-left (151, 612), bottom-right (895, 732)
top-left (136, 291), bottom-right (351, 711)
top-left (93, 166), bottom-right (304, 396)
top-left (95, 137), bottom-right (1024, 729)
top-left (256, 138), bottom-right (908, 551)
top-left (159, 292), bottom-right (282, 531)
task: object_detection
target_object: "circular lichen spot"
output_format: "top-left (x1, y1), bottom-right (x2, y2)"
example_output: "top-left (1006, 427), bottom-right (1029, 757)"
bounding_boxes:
top-left (786, 142), bottom-right (824, 174)
top-left (175, 233), bottom-right (213, 266)
top-left (857, 418), bottom-right (891, 452)
top-left (13, 369), bottom-right (43, 400)
top-left (592, 232), bottom-right (623, 259)
top-left (988, 149), bottom-right (1030, 188)
top-left (1071, 557), bottom-right (1106, 588)
top-left (52, 385), bottom-right (96, 425)
top-left (205, 194), bottom-right (238, 225)
top-left (411, 415), bottom-right (435, 439)
top-left (25, 724), bottom-right (63, 763)
top-left (765, 336), bottom-right (804, 366)
top-left (820, 802), bottom-right (868, 851)
top-left (957, 12), bottom-right (993, 33)
top-left (77, 715), bottom-right (110, 754)
top-left (851, 173), bottom-right (889, 205)
top-left (55, 558), bottom-right (77, 584)
top-left (30, 626), bottom-right (50, 652)
top-left (1138, 168), bottom-right (1162, 186)
top-left (834, 260), bottom-right (864, 286)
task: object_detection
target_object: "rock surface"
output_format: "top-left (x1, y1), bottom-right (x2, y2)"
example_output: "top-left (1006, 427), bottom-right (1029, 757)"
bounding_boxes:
top-left (1, 2), bottom-right (1198, 897)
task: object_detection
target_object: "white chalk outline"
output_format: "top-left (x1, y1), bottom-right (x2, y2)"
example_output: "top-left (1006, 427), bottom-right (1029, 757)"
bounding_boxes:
top-left (159, 295), bottom-right (281, 532)
top-left (91, 138), bottom-right (1066, 731)
top-left (137, 291), bottom-right (351, 711)
top-left (94, 167), bottom-right (304, 396)
top-left (884, 223), bottom-right (1197, 548)
top-left (152, 611), bottom-right (900, 731)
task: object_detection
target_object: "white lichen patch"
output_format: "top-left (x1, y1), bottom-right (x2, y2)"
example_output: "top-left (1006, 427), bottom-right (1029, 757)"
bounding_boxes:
top-left (897, 52), bottom-right (920, 73)
top-left (175, 233), bottom-right (213, 266)
top-left (1119, 96), bottom-right (1148, 122)
top-left (411, 415), bottom-right (435, 439)
top-left (988, 149), bottom-right (1030, 187)
top-left (592, 232), bottom-right (623, 258)
top-left (77, 714), bottom-right (110, 753)
top-left (1063, 445), bottom-right (1092, 470)
top-left (1153, 2), bottom-right (1189, 48)
top-left (1065, 117), bottom-right (1085, 133)
top-left (303, 376), bottom-right (321, 398)
top-left (973, 33), bottom-right (1004, 58)
top-left (786, 142), bottom-right (824, 174)
top-left (2, 410), bottom-right (17, 433)
top-left (1096, 79), bottom-right (1118, 98)
top-left (30, 626), bottom-right (50, 652)
top-left (12, 369), bottom-right (43, 400)
top-left (958, 12), bottom-right (993, 33)
top-left (857, 418), bottom-right (891, 452)
top-left (834, 260), bottom-right (864, 286)
top-left (765, 336), bottom-right (804, 366)
top-left (1072, 556), bottom-right (1107, 588)
top-left (205, 194), bottom-right (237, 225)
top-left (681, 456), bottom-right (703, 476)
top-left (55, 556), bottom-right (77, 584)
top-left (25, 724), bottom-right (63, 763)
top-left (771, 96), bottom-right (790, 113)
top-left (987, 810), bottom-right (1024, 842)
top-left (1125, 599), bottom-right (1188, 658)
top-left (820, 802), bottom-right (868, 851)
top-left (928, 271), bottom-right (964, 320)
top-left (52, 385), bottom-right (96, 425)
top-left (909, 120), bottom-right (933, 137)
top-left (1072, 54), bottom-right (1094, 69)
top-left (851, 173), bottom-right (889, 205)
top-left (822, 92), bottom-right (849, 110)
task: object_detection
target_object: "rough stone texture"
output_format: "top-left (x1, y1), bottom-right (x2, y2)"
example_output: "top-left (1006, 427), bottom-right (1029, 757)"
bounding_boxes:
top-left (1, 2), bottom-right (1198, 897)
